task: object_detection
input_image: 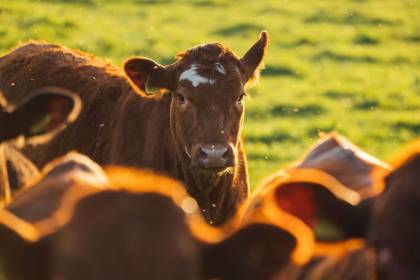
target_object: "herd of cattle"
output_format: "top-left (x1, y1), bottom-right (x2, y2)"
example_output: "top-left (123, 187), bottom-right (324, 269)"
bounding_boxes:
top-left (0, 31), bottom-right (419, 279)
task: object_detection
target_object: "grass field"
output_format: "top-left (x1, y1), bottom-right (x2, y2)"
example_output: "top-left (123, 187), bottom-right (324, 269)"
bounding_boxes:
top-left (0, 0), bottom-right (419, 189)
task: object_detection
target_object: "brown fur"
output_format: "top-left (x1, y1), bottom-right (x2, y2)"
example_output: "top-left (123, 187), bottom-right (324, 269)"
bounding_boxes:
top-left (0, 33), bottom-right (268, 225)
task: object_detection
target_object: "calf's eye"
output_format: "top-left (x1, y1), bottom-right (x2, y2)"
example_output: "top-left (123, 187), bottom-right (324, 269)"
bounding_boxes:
top-left (178, 94), bottom-right (186, 104)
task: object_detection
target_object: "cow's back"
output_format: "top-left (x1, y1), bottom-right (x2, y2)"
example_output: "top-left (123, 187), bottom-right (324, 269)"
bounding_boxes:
top-left (0, 42), bottom-right (128, 103)
top-left (0, 42), bottom-right (133, 166)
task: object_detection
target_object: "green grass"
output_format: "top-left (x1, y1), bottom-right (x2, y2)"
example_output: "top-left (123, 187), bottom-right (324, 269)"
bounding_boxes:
top-left (0, 0), bottom-right (419, 189)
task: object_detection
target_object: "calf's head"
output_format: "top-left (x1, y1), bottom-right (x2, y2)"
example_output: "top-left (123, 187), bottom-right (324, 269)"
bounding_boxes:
top-left (125, 32), bottom-right (268, 173)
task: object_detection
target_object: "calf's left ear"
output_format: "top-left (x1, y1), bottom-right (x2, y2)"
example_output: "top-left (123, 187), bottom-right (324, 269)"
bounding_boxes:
top-left (239, 31), bottom-right (269, 85)
top-left (124, 58), bottom-right (175, 94)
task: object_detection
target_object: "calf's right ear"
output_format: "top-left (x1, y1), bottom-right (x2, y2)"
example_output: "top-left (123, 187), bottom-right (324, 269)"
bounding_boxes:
top-left (239, 31), bottom-right (269, 86)
top-left (124, 58), bottom-right (175, 94)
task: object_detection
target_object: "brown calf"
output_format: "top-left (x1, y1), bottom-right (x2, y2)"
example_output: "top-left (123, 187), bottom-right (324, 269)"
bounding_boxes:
top-left (0, 32), bottom-right (269, 225)
top-left (0, 88), bottom-right (81, 206)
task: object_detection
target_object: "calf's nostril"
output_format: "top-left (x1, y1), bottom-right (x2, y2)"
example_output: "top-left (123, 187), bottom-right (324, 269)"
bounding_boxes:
top-left (198, 148), bottom-right (208, 159)
top-left (223, 150), bottom-right (230, 160)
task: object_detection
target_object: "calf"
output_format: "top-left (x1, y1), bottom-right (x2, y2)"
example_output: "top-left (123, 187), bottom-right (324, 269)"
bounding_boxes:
top-left (0, 88), bottom-right (81, 206)
top-left (0, 32), bottom-right (269, 225)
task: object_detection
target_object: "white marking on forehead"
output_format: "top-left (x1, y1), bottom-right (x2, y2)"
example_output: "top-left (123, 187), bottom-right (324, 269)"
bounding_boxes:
top-left (215, 63), bottom-right (226, 75)
top-left (179, 64), bottom-right (215, 87)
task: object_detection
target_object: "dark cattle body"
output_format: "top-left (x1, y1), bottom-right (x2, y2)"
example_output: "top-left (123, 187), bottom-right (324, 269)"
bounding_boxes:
top-left (241, 141), bottom-right (420, 279)
top-left (0, 88), bottom-right (81, 206)
top-left (0, 164), bottom-right (298, 280)
top-left (0, 32), bottom-right (269, 225)
top-left (274, 247), bottom-right (376, 280)
top-left (0, 166), bottom-right (201, 280)
top-left (242, 167), bottom-right (377, 280)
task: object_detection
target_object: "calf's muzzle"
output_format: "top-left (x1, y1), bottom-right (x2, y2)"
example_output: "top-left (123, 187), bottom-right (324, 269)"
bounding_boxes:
top-left (193, 143), bottom-right (234, 171)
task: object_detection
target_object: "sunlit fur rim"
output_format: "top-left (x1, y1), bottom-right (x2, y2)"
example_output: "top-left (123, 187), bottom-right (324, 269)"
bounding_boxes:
top-left (372, 138), bottom-right (420, 195)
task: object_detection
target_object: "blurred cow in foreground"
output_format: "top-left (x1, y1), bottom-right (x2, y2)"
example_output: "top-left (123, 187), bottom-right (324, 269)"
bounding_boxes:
top-left (241, 139), bottom-right (420, 280)
top-left (0, 31), bottom-right (270, 225)
top-left (1, 132), bottom-right (418, 279)
top-left (0, 88), bottom-right (81, 206)
top-left (243, 167), bottom-right (374, 280)
top-left (0, 157), bottom-right (298, 280)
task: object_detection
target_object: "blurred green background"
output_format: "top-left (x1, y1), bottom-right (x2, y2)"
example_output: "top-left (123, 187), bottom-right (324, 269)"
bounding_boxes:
top-left (0, 0), bottom-right (418, 189)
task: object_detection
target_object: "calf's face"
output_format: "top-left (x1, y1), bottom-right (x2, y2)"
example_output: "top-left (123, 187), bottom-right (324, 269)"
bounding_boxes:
top-left (125, 32), bottom-right (268, 173)
top-left (173, 57), bottom-right (245, 172)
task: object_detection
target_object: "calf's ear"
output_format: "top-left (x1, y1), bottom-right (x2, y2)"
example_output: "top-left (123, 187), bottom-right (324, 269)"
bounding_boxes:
top-left (239, 31), bottom-right (269, 86)
top-left (124, 58), bottom-right (175, 94)
top-left (0, 87), bottom-right (81, 143)
top-left (199, 223), bottom-right (296, 280)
